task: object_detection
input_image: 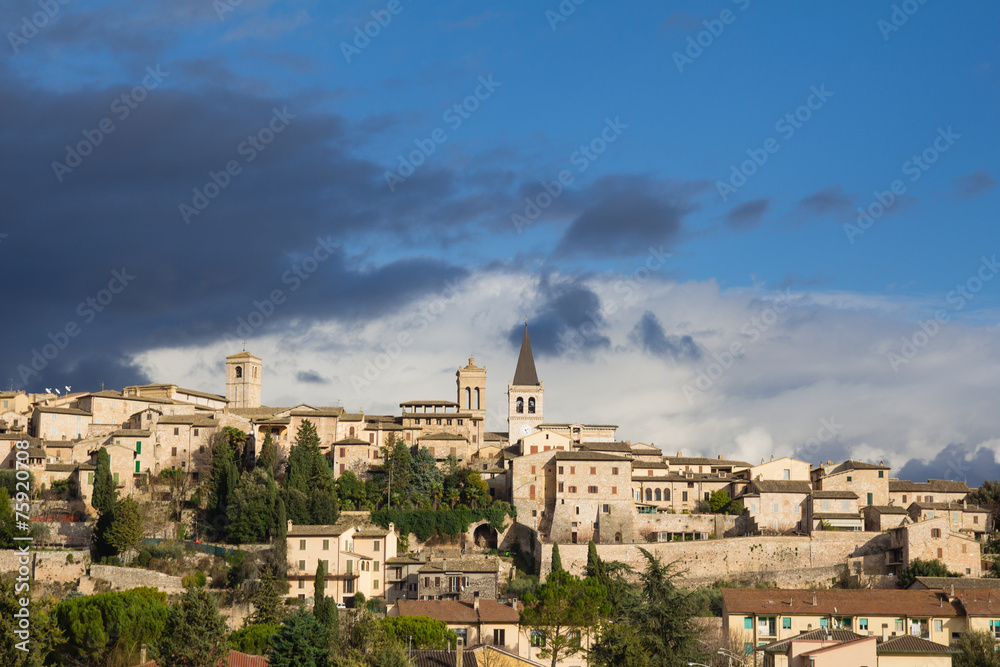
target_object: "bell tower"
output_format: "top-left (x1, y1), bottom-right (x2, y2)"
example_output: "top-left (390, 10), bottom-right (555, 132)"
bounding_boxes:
top-left (226, 351), bottom-right (262, 409)
top-left (508, 325), bottom-right (543, 445)
top-left (457, 358), bottom-right (486, 450)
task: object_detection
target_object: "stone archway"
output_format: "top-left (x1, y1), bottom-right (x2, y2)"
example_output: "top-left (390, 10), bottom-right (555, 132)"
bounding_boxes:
top-left (473, 523), bottom-right (497, 549)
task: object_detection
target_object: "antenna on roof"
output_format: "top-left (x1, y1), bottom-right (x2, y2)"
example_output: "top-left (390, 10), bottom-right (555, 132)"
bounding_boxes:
top-left (242, 339), bottom-right (246, 352)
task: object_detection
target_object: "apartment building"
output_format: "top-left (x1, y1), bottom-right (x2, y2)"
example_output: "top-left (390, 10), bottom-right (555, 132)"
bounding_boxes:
top-left (740, 480), bottom-right (812, 533)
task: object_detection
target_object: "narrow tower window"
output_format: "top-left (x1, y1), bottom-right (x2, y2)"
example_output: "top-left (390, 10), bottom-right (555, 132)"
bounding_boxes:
top-left (474, 387), bottom-right (481, 410)
top-left (528, 397), bottom-right (535, 414)
top-left (516, 397), bottom-right (524, 414)
top-left (465, 387), bottom-right (471, 409)
top-left (235, 366), bottom-right (243, 378)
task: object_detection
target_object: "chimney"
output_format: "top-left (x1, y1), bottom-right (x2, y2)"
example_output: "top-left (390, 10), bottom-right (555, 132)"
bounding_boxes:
top-left (951, 584), bottom-right (955, 598)
top-left (882, 624), bottom-right (888, 642)
top-left (456, 636), bottom-right (464, 667)
top-left (474, 591), bottom-right (480, 611)
top-left (677, 450), bottom-right (682, 457)
top-left (812, 591), bottom-right (817, 606)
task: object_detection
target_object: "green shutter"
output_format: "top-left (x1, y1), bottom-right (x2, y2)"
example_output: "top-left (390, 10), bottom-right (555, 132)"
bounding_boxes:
top-left (136, 441), bottom-right (141, 454)
top-left (745, 617), bottom-right (753, 629)
top-left (135, 461), bottom-right (140, 473)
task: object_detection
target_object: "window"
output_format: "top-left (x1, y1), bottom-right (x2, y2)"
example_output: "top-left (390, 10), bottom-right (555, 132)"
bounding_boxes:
top-left (646, 489), bottom-right (653, 502)
top-left (859, 618), bottom-right (868, 631)
top-left (937, 548), bottom-right (943, 559)
top-left (374, 542), bottom-right (380, 552)
top-left (588, 486), bottom-right (597, 494)
top-left (612, 486), bottom-right (617, 495)
top-left (783, 617), bottom-right (792, 629)
top-left (493, 629), bottom-right (506, 646)
top-left (235, 366), bottom-right (243, 378)
top-left (569, 486), bottom-right (577, 493)
top-left (516, 398), bottom-right (524, 413)
top-left (528, 397), bottom-right (535, 413)
top-left (299, 539), bottom-right (306, 550)
top-left (896, 619), bottom-right (904, 632)
top-left (990, 620), bottom-right (1000, 639)
top-left (819, 618), bottom-right (828, 628)
top-left (136, 442), bottom-right (141, 454)
top-left (648, 470), bottom-right (653, 476)
top-left (846, 476), bottom-right (852, 482)
top-left (530, 630), bottom-right (545, 647)
top-left (530, 446), bottom-right (538, 455)
top-left (193, 428), bottom-right (200, 436)
top-left (934, 620), bottom-right (943, 633)
top-left (575, 506), bottom-right (579, 514)
top-left (298, 559), bottom-right (306, 570)
top-left (878, 470), bottom-right (884, 478)
top-left (952, 512), bottom-right (960, 522)
top-left (558, 466), bottom-right (564, 474)
top-left (655, 489), bottom-right (662, 502)
top-left (531, 466), bottom-right (536, 475)
top-left (174, 427), bottom-right (179, 436)
top-left (322, 539), bottom-right (329, 550)
top-left (373, 579), bottom-right (379, 589)
top-left (320, 559), bottom-right (329, 572)
top-left (975, 515), bottom-right (980, 524)
top-left (682, 492), bottom-right (688, 502)
top-left (744, 643), bottom-right (753, 656)
top-left (773, 504), bottom-right (779, 513)
top-left (446, 419), bottom-right (452, 426)
top-left (113, 473), bottom-right (119, 485)
top-left (842, 500), bottom-right (850, 511)
top-left (603, 504), bottom-right (610, 513)
top-left (783, 469), bottom-right (790, 480)
top-left (529, 485), bottom-right (535, 500)
top-left (370, 433), bottom-right (375, 443)
top-left (612, 467), bottom-right (619, 475)
top-left (424, 577), bottom-right (429, 587)
top-left (298, 579), bottom-right (304, 589)
top-left (570, 467), bottom-right (575, 474)
top-left (866, 492), bottom-right (873, 504)
top-left (744, 617), bottom-right (753, 630)
top-left (374, 560), bottom-right (380, 571)
top-left (436, 419), bottom-right (442, 426)
top-left (171, 447), bottom-right (177, 457)
top-left (590, 467), bottom-right (597, 475)
top-left (822, 500), bottom-right (830, 511)
top-left (902, 495), bottom-right (907, 504)
top-left (931, 528), bottom-right (942, 538)
top-left (558, 482), bottom-right (564, 492)
top-left (457, 419), bottom-right (463, 425)
top-left (135, 461), bottom-right (140, 473)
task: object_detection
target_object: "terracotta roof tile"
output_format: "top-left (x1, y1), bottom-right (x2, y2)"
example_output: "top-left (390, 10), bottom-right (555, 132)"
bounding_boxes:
top-left (395, 599), bottom-right (519, 624)
top-left (722, 588), bottom-right (961, 617)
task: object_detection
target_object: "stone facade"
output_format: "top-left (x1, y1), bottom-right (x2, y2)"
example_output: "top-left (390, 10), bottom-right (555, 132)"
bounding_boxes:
top-left (416, 558), bottom-right (502, 601)
top-left (887, 516), bottom-right (982, 577)
top-left (89, 564), bottom-right (184, 594)
top-left (906, 501), bottom-right (991, 538)
top-left (889, 478), bottom-right (970, 507)
top-left (225, 351), bottom-right (262, 409)
top-left (812, 460), bottom-right (890, 508)
top-left (863, 505), bottom-right (909, 532)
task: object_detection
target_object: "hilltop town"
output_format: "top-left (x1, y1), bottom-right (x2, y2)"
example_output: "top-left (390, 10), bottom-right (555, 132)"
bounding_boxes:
top-left (3, 326), bottom-right (998, 666)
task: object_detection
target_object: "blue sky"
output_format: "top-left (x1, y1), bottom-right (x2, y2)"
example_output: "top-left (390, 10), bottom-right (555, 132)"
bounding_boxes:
top-left (3, 0), bottom-right (999, 481)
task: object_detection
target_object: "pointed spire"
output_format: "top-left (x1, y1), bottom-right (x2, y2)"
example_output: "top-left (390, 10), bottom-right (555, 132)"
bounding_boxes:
top-left (513, 324), bottom-right (540, 386)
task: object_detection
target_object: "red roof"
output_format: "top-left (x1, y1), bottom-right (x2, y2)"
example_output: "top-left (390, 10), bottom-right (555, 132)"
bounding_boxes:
top-left (137, 650), bottom-right (267, 667)
top-left (396, 599), bottom-right (520, 624)
top-left (722, 588), bottom-right (961, 617)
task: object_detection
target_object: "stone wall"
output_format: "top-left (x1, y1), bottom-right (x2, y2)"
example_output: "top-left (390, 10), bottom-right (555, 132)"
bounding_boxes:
top-left (36, 520), bottom-right (92, 547)
top-left (0, 549), bottom-right (89, 583)
top-left (88, 564), bottom-right (184, 594)
top-left (538, 531), bottom-right (892, 582)
top-left (634, 513), bottom-right (737, 541)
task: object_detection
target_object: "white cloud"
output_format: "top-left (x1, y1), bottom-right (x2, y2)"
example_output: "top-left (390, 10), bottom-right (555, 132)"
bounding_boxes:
top-left (133, 268), bottom-right (1000, 479)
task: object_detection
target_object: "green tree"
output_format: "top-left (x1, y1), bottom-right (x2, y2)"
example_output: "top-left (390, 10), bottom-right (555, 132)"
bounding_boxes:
top-left (249, 568), bottom-right (284, 626)
top-left (410, 447), bottom-right (444, 504)
top-left (897, 558), bottom-right (961, 589)
top-left (54, 587), bottom-right (168, 667)
top-left (207, 433), bottom-right (238, 533)
top-left (157, 467), bottom-right (188, 521)
top-left (461, 470), bottom-right (491, 509)
top-left (92, 447), bottom-right (116, 516)
top-left (955, 629), bottom-right (1000, 667)
top-left (158, 587), bottom-right (229, 667)
top-left (230, 623), bottom-right (279, 656)
top-left (0, 489), bottom-right (15, 548)
top-left (258, 431), bottom-right (278, 477)
top-left (313, 560), bottom-right (338, 636)
top-left (969, 480), bottom-right (1000, 520)
top-left (520, 569), bottom-right (605, 667)
top-left (591, 550), bottom-right (708, 667)
top-left (380, 436), bottom-right (413, 508)
top-left (551, 544), bottom-right (563, 572)
top-left (336, 471), bottom-right (365, 509)
top-left (334, 610), bottom-right (409, 667)
top-left (708, 490), bottom-right (732, 514)
top-left (107, 496), bottom-right (144, 561)
top-left (227, 468), bottom-right (279, 543)
top-left (275, 496), bottom-right (287, 540)
top-left (0, 575), bottom-right (61, 667)
top-left (381, 616), bottom-right (457, 649)
top-left (269, 608), bottom-right (330, 667)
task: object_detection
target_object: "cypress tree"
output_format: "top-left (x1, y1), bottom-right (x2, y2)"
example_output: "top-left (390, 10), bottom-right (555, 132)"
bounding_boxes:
top-left (551, 543), bottom-right (563, 572)
top-left (92, 447), bottom-right (116, 516)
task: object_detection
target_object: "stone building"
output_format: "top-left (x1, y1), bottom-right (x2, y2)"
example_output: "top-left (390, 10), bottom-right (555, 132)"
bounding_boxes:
top-left (416, 557), bottom-right (503, 601)
top-left (807, 490), bottom-right (862, 532)
top-left (862, 504), bottom-right (909, 532)
top-left (811, 460), bottom-right (890, 508)
top-left (886, 516), bottom-right (982, 577)
top-left (740, 480), bottom-right (812, 533)
top-left (225, 351), bottom-right (262, 409)
top-left (889, 479), bottom-right (970, 507)
top-left (630, 469), bottom-right (735, 513)
top-left (906, 501), bottom-right (991, 541)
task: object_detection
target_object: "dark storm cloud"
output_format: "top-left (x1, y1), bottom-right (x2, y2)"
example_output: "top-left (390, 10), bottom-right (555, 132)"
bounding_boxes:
top-left (895, 443), bottom-right (1000, 489)
top-left (726, 198), bottom-right (770, 230)
top-left (953, 169), bottom-right (996, 198)
top-left (507, 275), bottom-right (610, 357)
top-left (296, 370), bottom-right (329, 384)
top-left (0, 64), bottom-right (471, 393)
top-left (555, 175), bottom-right (702, 258)
top-left (795, 185), bottom-right (853, 219)
top-left (628, 311), bottom-right (701, 362)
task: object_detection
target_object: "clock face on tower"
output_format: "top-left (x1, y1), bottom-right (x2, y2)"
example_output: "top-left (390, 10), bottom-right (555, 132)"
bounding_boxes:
top-left (520, 424), bottom-right (532, 436)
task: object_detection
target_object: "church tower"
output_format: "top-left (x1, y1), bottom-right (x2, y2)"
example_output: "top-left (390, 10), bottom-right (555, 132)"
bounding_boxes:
top-left (226, 351), bottom-right (262, 409)
top-left (508, 325), bottom-right (543, 445)
top-left (457, 358), bottom-right (486, 449)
